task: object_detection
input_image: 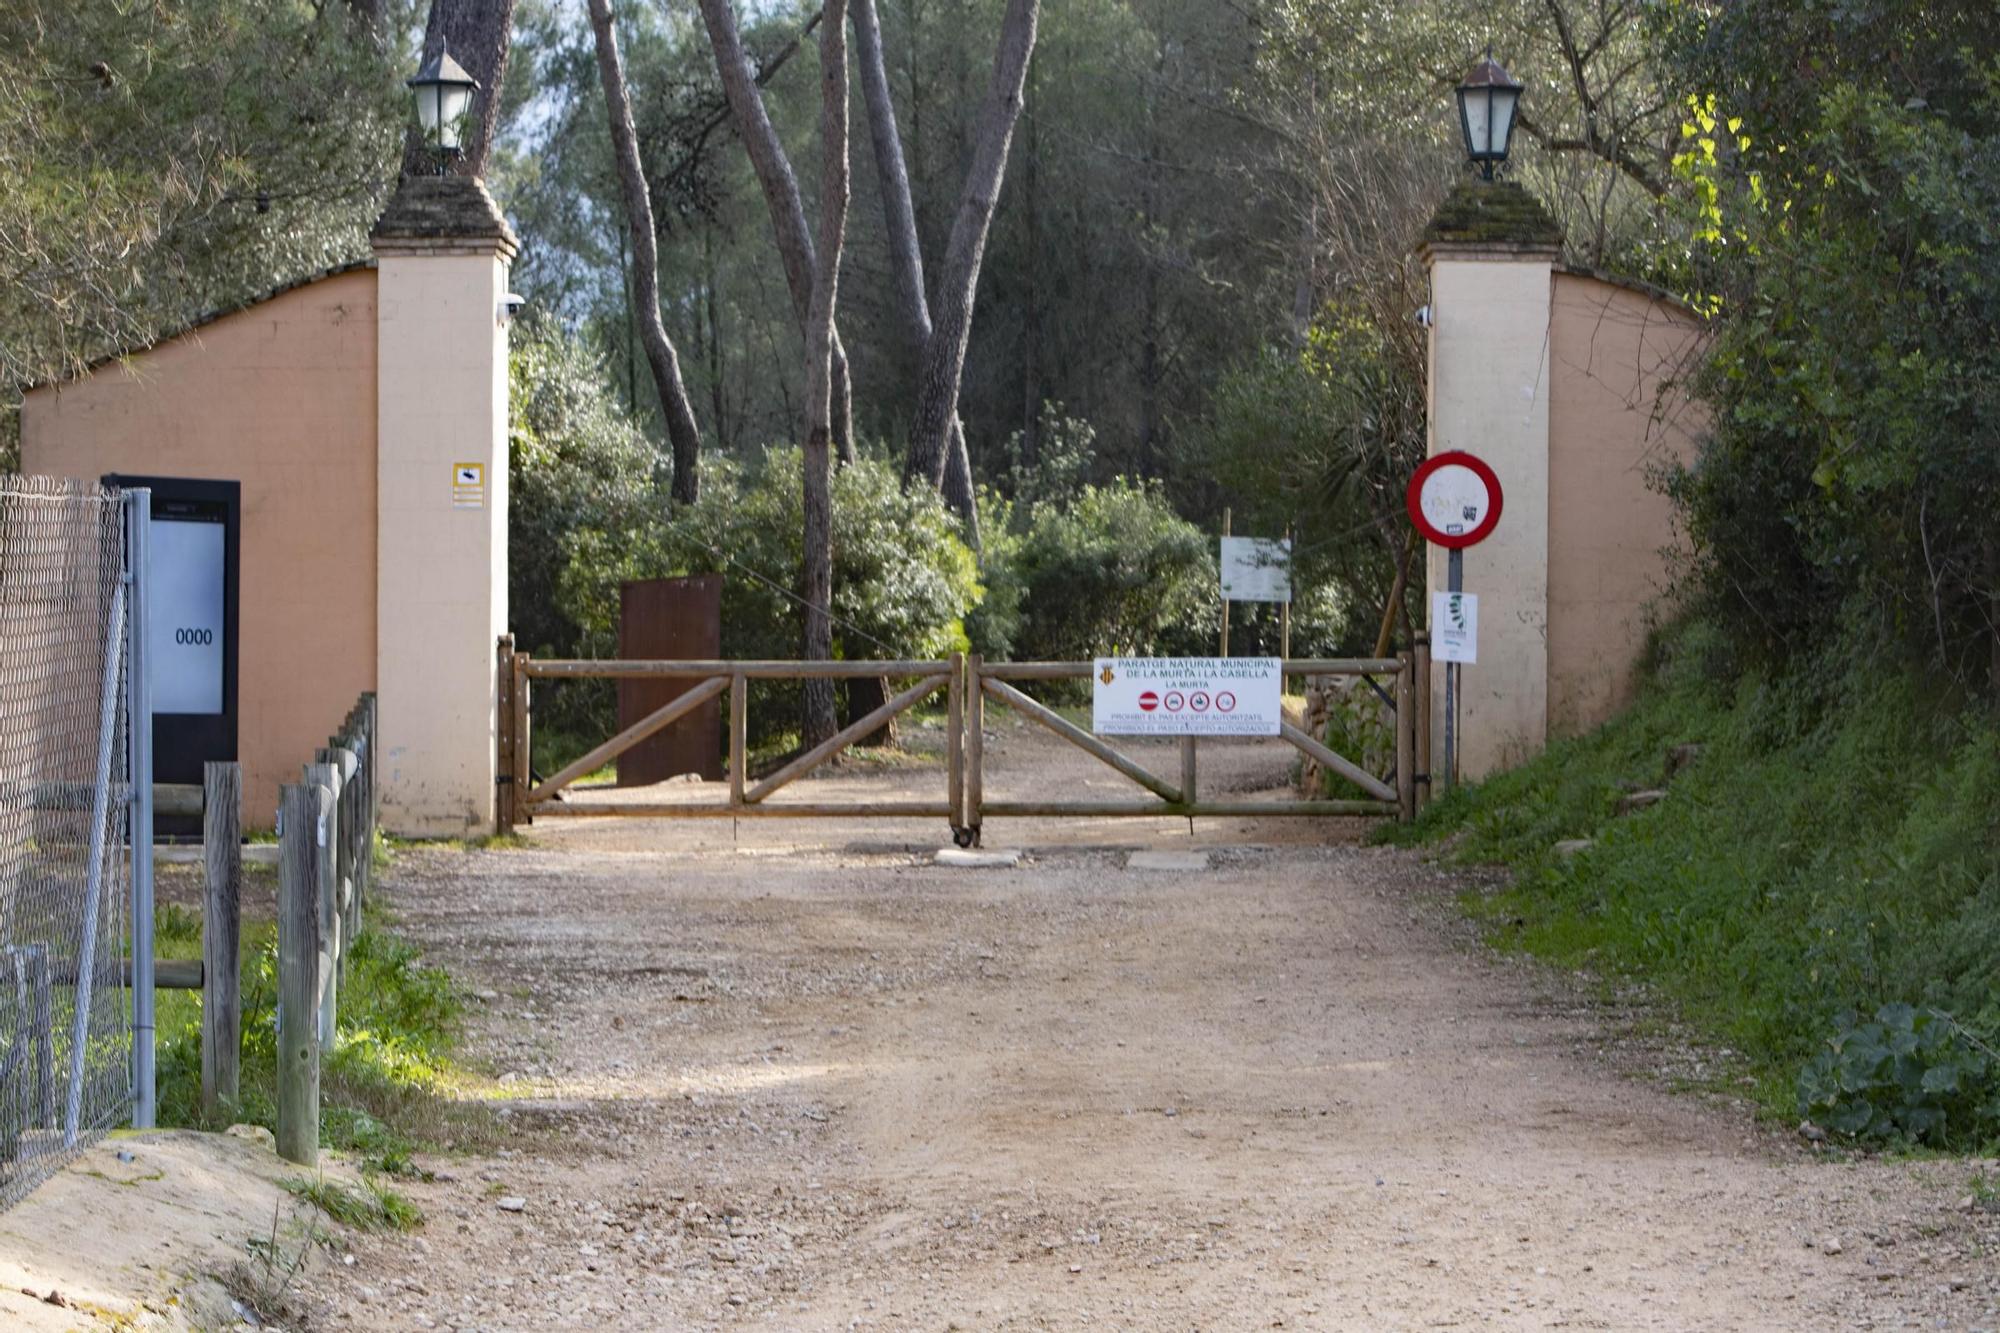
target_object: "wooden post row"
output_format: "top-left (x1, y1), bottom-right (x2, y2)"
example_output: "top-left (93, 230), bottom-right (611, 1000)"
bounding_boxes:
top-left (276, 781), bottom-right (326, 1167)
top-left (200, 761), bottom-right (241, 1117)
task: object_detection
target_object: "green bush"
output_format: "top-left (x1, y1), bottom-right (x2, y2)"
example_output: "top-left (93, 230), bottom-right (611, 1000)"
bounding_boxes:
top-left (1393, 621), bottom-right (2000, 1148)
top-left (554, 447), bottom-right (980, 750)
top-left (984, 478), bottom-right (1218, 663)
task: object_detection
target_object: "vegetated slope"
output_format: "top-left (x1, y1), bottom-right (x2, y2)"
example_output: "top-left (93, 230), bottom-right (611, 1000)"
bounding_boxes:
top-left (1388, 622), bottom-right (2000, 1149)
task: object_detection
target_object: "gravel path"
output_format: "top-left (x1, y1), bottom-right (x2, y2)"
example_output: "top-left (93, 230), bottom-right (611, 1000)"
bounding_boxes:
top-left (325, 720), bottom-right (1999, 1330)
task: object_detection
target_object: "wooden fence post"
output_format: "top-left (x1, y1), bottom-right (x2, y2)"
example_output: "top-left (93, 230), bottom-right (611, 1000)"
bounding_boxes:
top-left (200, 761), bottom-right (241, 1117)
top-left (966, 656), bottom-right (984, 841)
top-left (359, 693), bottom-right (377, 919)
top-left (729, 672), bottom-right (748, 807)
top-left (276, 782), bottom-right (324, 1166)
top-left (496, 635), bottom-right (516, 834)
top-left (1412, 633), bottom-right (1432, 814)
top-left (304, 763), bottom-right (342, 1050)
top-left (512, 653), bottom-right (532, 826)
top-left (1395, 652), bottom-right (1416, 822)
top-left (947, 653), bottom-right (964, 831)
top-left (320, 746), bottom-right (359, 978)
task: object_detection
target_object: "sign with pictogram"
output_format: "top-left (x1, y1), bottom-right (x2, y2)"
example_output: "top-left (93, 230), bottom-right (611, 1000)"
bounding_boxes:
top-left (1432, 591), bottom-right (1479, 663)
top-left (1092, 658), bottom-right (1281, 736)
top-left (1406, 451), bottom-right (1502, 548)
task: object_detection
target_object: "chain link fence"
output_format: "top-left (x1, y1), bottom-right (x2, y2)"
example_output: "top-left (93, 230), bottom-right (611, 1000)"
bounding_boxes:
top-left (0, 477), bottom-right (133, 1210)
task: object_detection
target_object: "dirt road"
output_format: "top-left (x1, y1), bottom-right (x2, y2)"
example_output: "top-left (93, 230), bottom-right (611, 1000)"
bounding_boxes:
top-left (330, 720), bottom-right (1998, 1330)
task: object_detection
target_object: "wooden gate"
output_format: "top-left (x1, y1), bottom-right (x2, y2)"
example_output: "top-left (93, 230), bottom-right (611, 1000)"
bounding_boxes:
top-left (496, 643), bottom-right (1424, 840)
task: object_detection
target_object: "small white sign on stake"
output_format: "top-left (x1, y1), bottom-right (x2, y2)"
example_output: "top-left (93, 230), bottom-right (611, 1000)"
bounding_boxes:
top-left (1219, 536), bottom-right (1292, 603)
top-left (1092, 657), bottom-right (1282, 737)
top-left (1432, 591), bottom-right (1479, 663)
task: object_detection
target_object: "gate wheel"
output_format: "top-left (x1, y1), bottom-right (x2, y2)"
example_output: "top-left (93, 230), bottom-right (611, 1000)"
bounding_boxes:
top-left (951, 825), bottom-right (978, 849)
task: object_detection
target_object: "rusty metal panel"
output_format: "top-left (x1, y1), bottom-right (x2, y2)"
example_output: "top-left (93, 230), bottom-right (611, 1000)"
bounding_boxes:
top-left (616, 576), bottom-right (724, 784)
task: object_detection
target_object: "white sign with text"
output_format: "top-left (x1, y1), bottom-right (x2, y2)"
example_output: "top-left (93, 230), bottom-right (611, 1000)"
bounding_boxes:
top-left (1092, 657), bottom-right (1282, 737)
top-left (1219, 536), bottom-right (1292, 603)
top-left (151, 517), bottom-right (226, 714)
top-left (1432, 591), bottom-right (1479, 664)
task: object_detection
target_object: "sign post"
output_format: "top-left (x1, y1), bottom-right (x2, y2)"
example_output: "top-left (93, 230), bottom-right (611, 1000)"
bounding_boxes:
top-left (1405, 451), bottom-right (1503, 792)
top-left (1219, 526), bottom-right (1293, 679)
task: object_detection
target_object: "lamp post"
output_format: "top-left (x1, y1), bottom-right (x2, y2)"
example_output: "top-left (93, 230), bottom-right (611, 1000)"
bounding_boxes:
top-left (406, 45), bottom-right (480, 174)
top-left (1455, 51), bottom-right (1522, 180)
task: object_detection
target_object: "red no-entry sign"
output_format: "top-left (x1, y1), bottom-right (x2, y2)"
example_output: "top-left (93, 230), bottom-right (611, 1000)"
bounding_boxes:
top-left (1407, 451), bottom-right (1503, 548)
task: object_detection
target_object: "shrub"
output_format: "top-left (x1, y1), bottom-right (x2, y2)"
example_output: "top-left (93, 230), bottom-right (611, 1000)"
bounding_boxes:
top-left (991, 478), bottom-right (1217, 662)
top-left (1798, 1004), bottom-right (2000, 1147)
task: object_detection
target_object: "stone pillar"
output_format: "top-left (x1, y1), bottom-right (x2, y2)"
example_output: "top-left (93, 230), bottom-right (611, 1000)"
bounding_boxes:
top-left (1419, 182), bottom-right (1562, 782)
top-left (370, 176), bottom-right (518, 836)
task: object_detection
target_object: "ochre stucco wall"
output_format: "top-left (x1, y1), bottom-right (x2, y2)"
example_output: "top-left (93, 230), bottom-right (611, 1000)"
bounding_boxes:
top-left (20, 267), bottom-right (379, 829)
top-left (1425, 251), bottom-right (1555, 782)
top-left (1545, 271), bottom-right (1706, 737)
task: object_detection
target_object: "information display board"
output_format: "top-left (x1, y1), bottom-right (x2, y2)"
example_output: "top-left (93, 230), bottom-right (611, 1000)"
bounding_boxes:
top-left (1219, 536), bottom-right (1292, 603)
top-left (105, 475), bottom-right (238, 835)
top-left (150, 516), bottom-right (226, 714)
top-left (1092, 657), bottom-right (1282, 737)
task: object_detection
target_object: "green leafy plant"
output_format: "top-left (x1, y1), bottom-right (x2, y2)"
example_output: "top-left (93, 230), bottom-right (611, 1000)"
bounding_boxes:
top-left (281, 1173), bottom-right (423, 1233)
top-left (1797, 1004), bottom-right (2000, 1146)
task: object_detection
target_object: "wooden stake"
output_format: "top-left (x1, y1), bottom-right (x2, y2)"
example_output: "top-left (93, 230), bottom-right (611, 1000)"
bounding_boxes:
top-left (276, 782), bottom-right (323, 1167)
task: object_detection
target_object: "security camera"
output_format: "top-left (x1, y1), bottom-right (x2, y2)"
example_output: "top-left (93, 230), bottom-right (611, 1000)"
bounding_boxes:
top-left (1415, 304), bottom-right (1434, 329)
top-left (499, 292), bottom-right (526, 326)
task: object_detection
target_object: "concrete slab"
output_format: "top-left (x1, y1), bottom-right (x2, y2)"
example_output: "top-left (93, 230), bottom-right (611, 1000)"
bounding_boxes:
top-left (1126, 850), bottom-right (1210, 872)
top-left (934, 848), bottom-right (1023, 869)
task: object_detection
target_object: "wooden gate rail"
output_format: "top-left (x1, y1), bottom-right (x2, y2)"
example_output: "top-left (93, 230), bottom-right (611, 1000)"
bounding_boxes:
top-left (497, 645), bottom-right (1423, 837)
top-left (963, 657), bottom-right (1411, 838)
top-left (500, 653), bottom-right (961, 828)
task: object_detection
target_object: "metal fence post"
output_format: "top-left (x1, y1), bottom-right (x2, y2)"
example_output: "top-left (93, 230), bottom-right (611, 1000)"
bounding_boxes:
top-left (496, 635), bottom-right (515, 835)
top-left (276, 782), bottom-right (324, 1166)
top-left (64, 572), bottom-right (127, 1147)
top-left (201, 762), bottom-right (241, 1116)
top-left (126, 489), bottom-right (156, 1129)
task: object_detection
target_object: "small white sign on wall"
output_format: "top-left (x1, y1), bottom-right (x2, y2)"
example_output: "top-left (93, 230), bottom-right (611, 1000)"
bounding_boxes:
top-left (1432, 591), bottom-right (1479, 664)
top-left (452, 462), bottom-right (486, 509)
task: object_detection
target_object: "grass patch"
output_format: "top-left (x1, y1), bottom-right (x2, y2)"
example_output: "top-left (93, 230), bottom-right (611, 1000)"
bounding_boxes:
top-left (281, 1173), bottom-right (422, 1232)
top-left (152, 903), bottom-right (489, 1170)
top-left (1390, 622), bottom-right (2000, 1149)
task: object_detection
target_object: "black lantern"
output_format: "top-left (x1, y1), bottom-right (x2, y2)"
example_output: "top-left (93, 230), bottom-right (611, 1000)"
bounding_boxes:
top-left (1455, 51), bottom-right (1522, 180)
top-left (407, 45), bottom-right (479, 167)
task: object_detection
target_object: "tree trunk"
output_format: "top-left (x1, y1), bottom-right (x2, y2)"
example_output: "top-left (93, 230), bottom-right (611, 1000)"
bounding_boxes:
top-left (1020, 73), bottom-right (1041, 468)
top-left (853, 0), bottom-right (979, 545)
top-left (401, 0), bottom-right (515, 181)
top-left (904, 0), bottom-right (1039, 492)
top-left (697, 0), bottom-right (856, 463)
top-left (588, 0), bottom-right (705, 503)
top-left (800, 0), bottom-right (852, 746)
